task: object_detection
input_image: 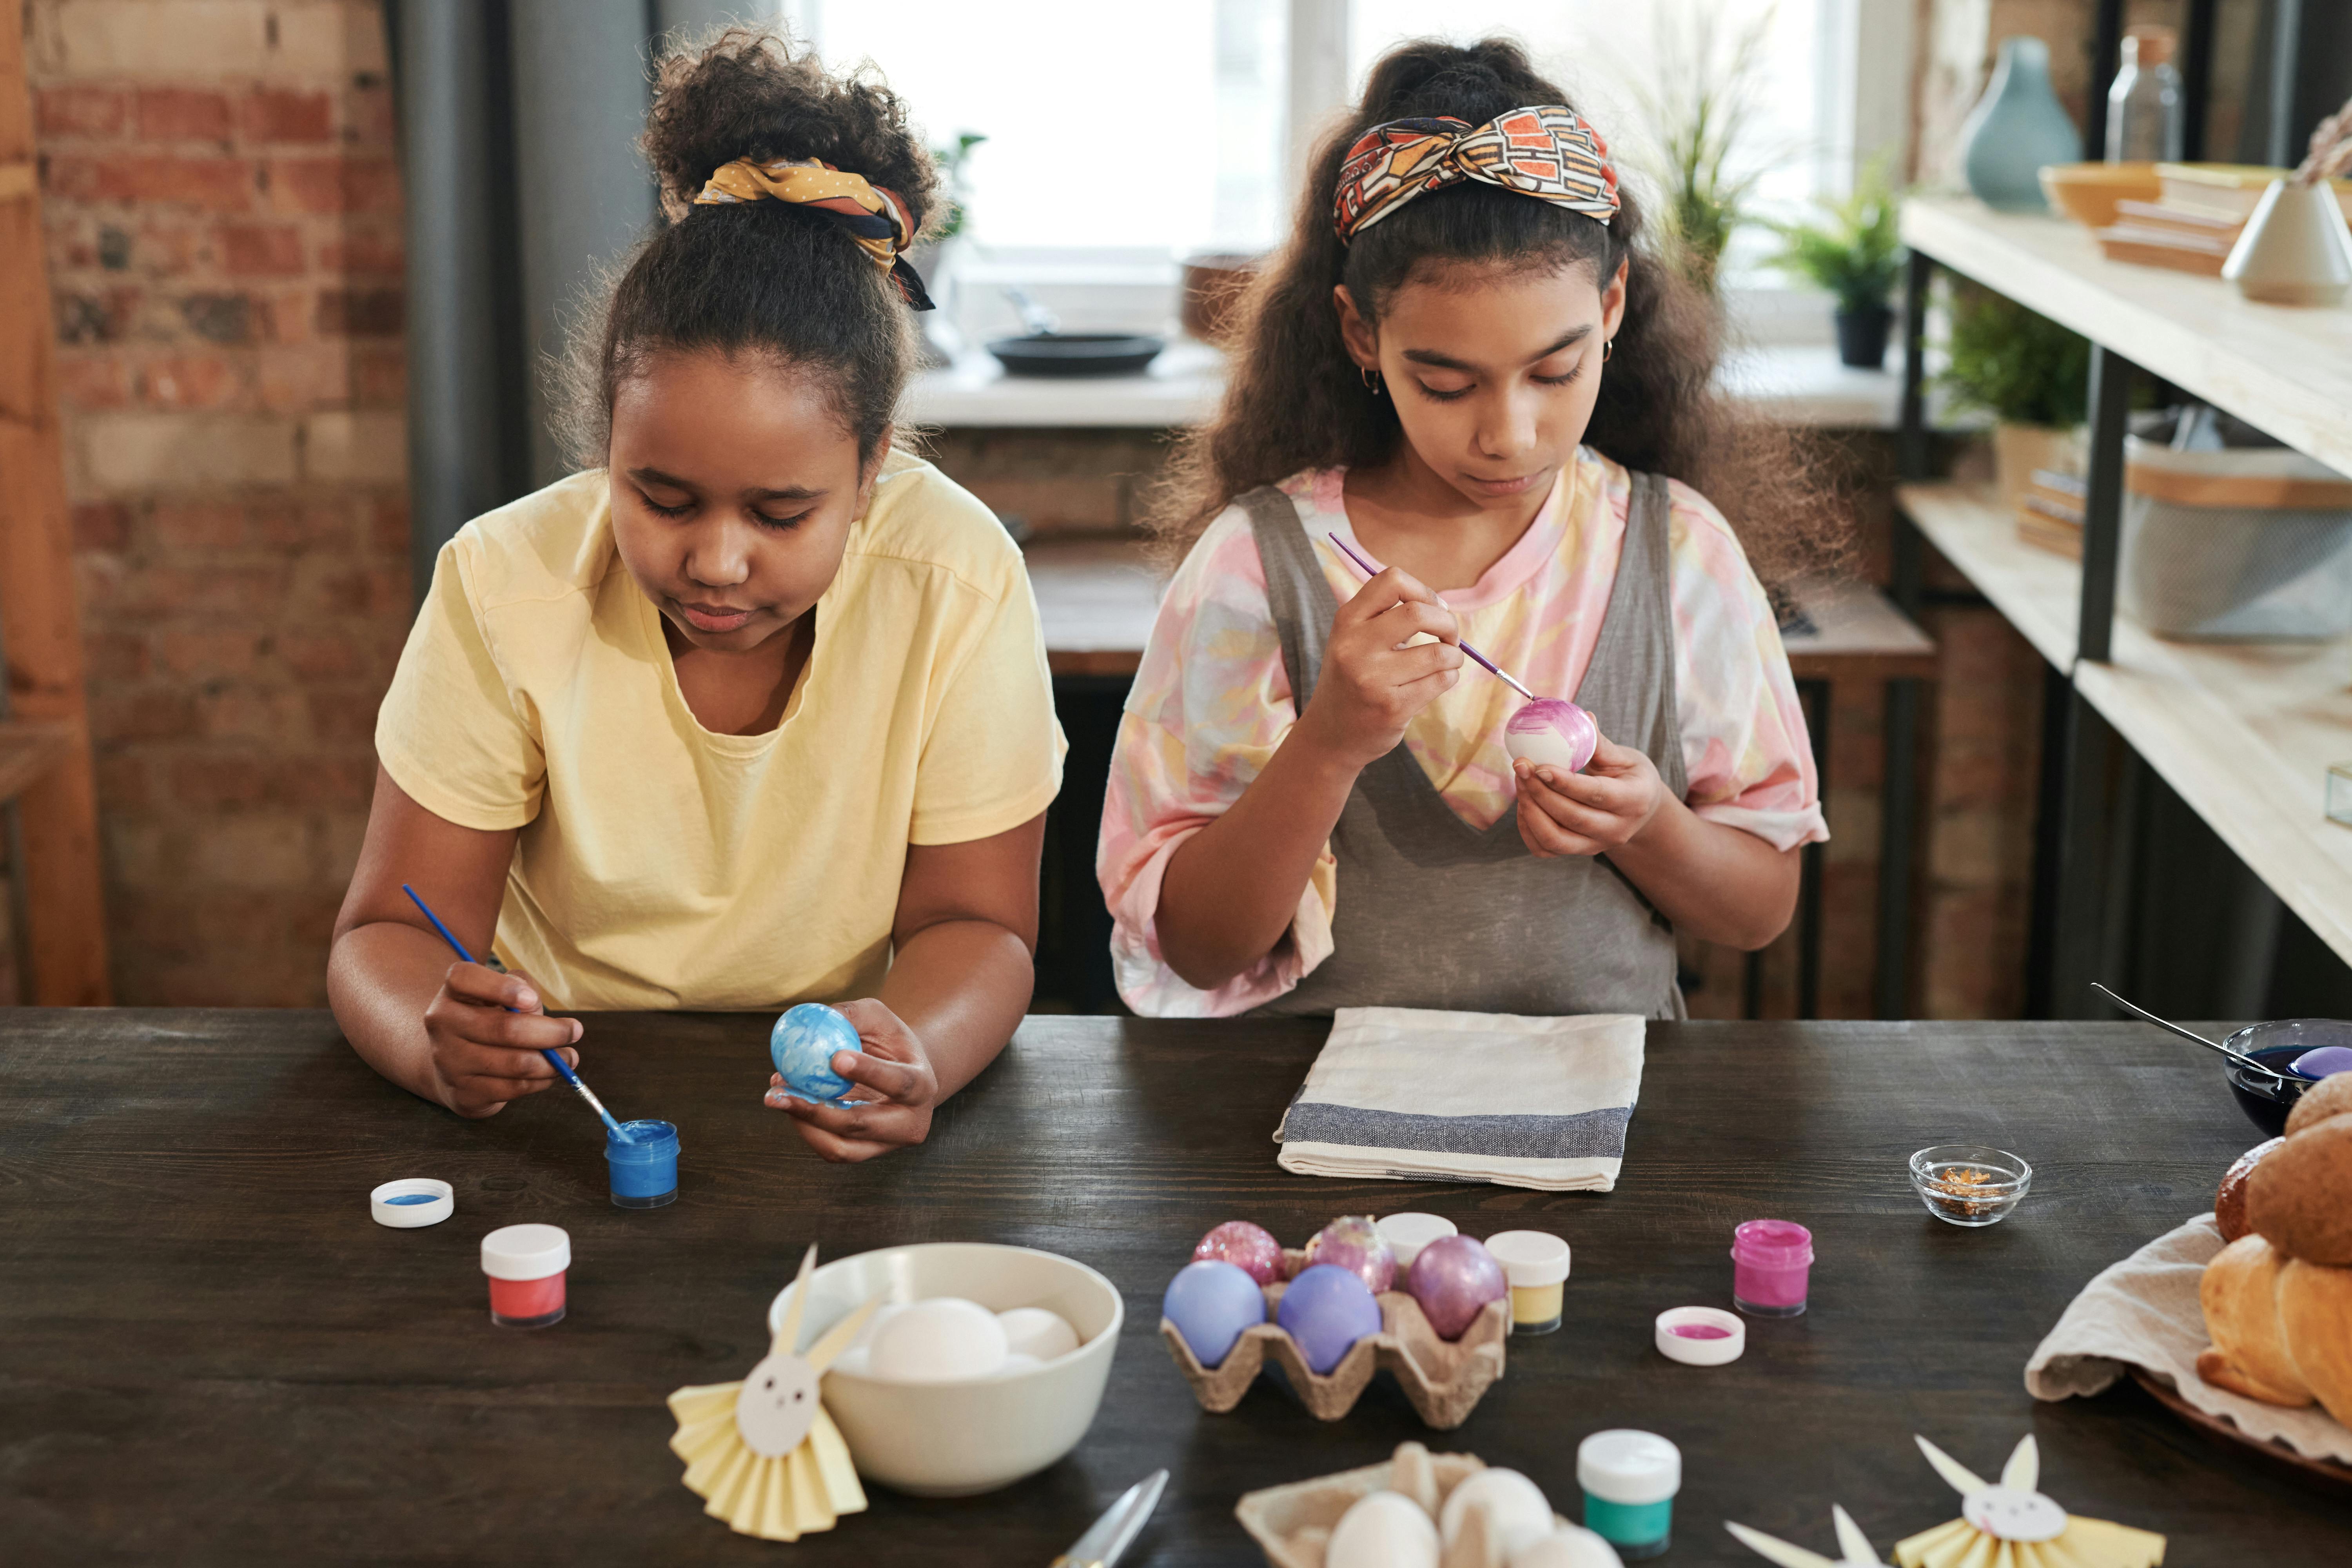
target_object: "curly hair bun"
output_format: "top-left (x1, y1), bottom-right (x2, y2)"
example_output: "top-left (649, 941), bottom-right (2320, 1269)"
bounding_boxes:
top-left (1359, 38), bottom-right (1548, 125)
top-left (643, 26), bottom-right (937, 230)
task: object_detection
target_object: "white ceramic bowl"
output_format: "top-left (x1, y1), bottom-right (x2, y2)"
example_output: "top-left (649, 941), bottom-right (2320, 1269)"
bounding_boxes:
top-left (766, 1242), bottom-right (1122, 1497)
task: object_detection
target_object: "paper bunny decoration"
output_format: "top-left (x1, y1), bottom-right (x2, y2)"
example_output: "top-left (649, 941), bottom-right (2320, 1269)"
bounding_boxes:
top-left (1726, 1504), bottom-right (1889, 1566)
top-left (666, 1245), bottom-right (883, 1542)
top-left (1891, 1435), bottom-right (2165, 1568)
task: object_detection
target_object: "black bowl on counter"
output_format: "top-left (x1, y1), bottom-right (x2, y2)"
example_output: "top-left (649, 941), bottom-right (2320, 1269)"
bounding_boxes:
top-left (986, 333), bottom-right (1164, 378)
top-left (2221, 1019), bottom-right (2352, 1136)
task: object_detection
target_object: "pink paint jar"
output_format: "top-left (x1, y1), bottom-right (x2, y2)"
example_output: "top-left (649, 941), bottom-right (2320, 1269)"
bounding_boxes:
top-left (482, 1223), bottom-right (569, 1328)
top-left (1730, 1219), bottom-right (1812, 1318)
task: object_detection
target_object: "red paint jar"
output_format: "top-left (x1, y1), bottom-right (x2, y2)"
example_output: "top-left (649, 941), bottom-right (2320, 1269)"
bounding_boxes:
top-left (1730, 1219), bottom-right (1813, 1318)
top-left (481, 1223), bottom-right (569, 1328)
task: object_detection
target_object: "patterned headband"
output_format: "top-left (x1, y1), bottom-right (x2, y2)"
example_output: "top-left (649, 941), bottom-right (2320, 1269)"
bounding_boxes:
top-left (1332, 104), bottom-right (1619, 241)
top-left (691, 156), bottom-right (935, 310)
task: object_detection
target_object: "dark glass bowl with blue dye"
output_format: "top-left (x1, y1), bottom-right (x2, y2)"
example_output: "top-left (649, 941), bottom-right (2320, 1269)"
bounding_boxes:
top-left (2221, 1020), bottom-right (2352, 1136)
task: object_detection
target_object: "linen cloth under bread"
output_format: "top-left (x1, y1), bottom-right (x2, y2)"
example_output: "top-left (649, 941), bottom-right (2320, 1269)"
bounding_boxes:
top-left (2025, 1212), bottom-right (2352, 1465)
top-left (1274, 1007), bottom-right (1643, 1191)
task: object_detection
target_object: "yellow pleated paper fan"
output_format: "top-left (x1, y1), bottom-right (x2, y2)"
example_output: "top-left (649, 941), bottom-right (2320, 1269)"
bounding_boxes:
top-left (1891, 1435), bottom-right (2164, 1568)
top-left (667, 1244), bottom-right (882, 1543)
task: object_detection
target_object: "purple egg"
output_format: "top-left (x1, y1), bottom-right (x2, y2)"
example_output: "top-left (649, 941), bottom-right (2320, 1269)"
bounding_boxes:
top-left (1405, 1234), bottom-right (1509, 1340)
top-left (1162, 1260), bottom-right (1266, 1369)
top-left (1505, 698), bottom-right (1599, 775)
top-left (1305, 1214), bottom-right (1397, 1294)
top-left (1278, 1263), bottom-right (1385, 1375)
top-left (1194, 1220), bottom-right (1286, 1285)
top-left (2294, 1045), bottom-right (2352, 1079)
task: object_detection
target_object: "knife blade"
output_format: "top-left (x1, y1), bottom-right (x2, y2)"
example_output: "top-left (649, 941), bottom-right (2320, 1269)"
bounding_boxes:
top-left (1049, 1468), bottom-right (1167, 1568)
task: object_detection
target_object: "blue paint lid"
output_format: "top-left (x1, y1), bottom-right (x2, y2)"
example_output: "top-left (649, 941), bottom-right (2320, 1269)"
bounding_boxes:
top-left (370, 1178), bottom-right (454, 1229)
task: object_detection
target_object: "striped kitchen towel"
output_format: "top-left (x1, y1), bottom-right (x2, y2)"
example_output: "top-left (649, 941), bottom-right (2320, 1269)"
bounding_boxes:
top-left (1274, 1007), bottom-right (1644, 1192)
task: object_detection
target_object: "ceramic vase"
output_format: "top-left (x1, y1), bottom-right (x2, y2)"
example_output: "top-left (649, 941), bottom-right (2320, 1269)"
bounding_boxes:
top-left (2222, 179), bottom-right (2352, 307)
top-left (1959, 38), bottom-right (2082, 213)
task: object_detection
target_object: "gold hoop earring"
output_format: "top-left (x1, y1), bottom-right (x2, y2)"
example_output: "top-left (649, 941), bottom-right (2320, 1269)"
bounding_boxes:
top-left (1601, 338), bottom-right (1615, 363)
top-left (1360, 366), bottom-right (1385, 397)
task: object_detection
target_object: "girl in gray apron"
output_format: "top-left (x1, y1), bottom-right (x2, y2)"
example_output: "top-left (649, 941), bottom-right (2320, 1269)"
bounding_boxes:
top-left (1099, 40), bottom-right (1832, 1020)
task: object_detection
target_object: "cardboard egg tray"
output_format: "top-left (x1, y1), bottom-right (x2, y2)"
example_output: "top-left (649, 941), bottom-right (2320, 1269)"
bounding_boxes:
top-left (1161, 1250), bottom-right (1508, 1429)
top-left (1236, 1442), bottom-right (1573, 1568)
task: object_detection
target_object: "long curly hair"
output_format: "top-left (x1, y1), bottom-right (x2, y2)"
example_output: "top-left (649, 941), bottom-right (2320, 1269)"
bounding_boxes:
top-left (1146, 38), bottom-right (1843, 596)
top-left (554, 26), bottom-right (936, 469)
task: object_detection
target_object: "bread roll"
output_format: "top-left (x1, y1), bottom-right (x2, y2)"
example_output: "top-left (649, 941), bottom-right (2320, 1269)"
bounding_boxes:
top-left (2278, 1257), bottom-right (2352, 1429)
top-left (2285, 1070), bottom-right (2352, 1138)
top-left (2246, 1112), bottom-right (2352, 1263)
top-left (2197, 1234), bottom-right (2312, 1406)
top-left (2216, 1137), bottom-right (2283, 1243)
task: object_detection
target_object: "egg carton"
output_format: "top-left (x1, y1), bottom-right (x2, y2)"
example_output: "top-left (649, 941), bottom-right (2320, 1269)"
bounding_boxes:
top-left (1161, 1261), bottom-right (1509, 1430)
top-left (1237, 1442), bottom-right (1572, 1568)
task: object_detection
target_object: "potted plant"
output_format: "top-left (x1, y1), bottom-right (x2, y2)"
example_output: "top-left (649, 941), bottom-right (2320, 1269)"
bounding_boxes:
top-left (1764, 163), bottom-right (1904, 367)
top-left (1938, 280), bottom-right (2090, 506)
top-left (1632, 4), bottom-right (1775, 294)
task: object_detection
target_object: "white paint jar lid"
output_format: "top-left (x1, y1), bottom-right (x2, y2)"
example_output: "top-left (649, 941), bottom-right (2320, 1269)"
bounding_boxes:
top-left (481, 1223), bottom-right (570, 1280)
top-left (1578, 1429), bottom-right (1681, 1505)
top-left (369, 1178), bottom-right (453, 1229)
top-left (1486, 1229), bottom-right (1571, 1287)
top-left (1654, 1305), bottom-right (1746, 1365)
top-left (1375, 1212), bottom-right (1458, 1267)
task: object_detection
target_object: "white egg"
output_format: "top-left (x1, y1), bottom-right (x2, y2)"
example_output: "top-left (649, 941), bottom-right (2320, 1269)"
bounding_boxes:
top-left (1504, 726), bottom-right (1588, 773)
top-left (827, 1344), bottom-right (872, 1377)
top-left (1508, 1525), bottom-right (1624, 1568)
top-left (848, 1299), bottom-right (905, 1351)
top-left (996, 1306), bottom-right (1080, 1363)
top-left (1327, 1489), bottom-right (1440, 1568)
top-left (1439, 1470), bottom-right (1555, 1558)
top-left (866, 1296), bottom-right (1009, 1382)
top-left (998, 1351), bottom-right (1044, 1374)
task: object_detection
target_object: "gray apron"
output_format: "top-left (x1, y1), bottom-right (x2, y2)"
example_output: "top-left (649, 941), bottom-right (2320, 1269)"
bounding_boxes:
top-left (1242, 471), bottom-right (1689, 1019)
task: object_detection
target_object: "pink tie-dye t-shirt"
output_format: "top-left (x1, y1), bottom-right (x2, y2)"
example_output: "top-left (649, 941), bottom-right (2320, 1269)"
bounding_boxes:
top-left (1096, 448), bottom-right (1827, 1018)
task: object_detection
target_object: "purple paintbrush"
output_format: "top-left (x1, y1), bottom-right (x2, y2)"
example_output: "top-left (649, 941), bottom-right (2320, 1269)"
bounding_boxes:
top-left (1317, 532), bottom-right (1539, 700)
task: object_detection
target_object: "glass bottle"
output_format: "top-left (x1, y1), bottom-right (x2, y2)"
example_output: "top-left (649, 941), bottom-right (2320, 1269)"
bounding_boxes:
top-left (2107, 25), bottom-right (2183, 163)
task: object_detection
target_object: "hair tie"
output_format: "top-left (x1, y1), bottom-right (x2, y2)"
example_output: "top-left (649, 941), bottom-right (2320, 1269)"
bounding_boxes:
top-left (1333, 104), bottom-right (1619, 242)
top-left (691, 156), bottom-right (935, 310)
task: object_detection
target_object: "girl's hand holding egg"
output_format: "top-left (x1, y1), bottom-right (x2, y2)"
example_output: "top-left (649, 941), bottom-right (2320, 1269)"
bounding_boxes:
top-left (765, 998), bottom-right (942, 1162)
top-left (1299, 566), bottom-right (1465, 771)
top-left (1514, 732), bottom-right (1668, 860)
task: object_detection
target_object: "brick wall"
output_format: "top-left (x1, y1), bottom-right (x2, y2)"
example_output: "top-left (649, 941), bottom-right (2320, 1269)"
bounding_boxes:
top-left (27, 0), bottom-right (406, 1005)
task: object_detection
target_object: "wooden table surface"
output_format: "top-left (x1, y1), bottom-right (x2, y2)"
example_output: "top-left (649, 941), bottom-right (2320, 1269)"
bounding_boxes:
top-left (3, 1011), bottom-right (2343, 1564)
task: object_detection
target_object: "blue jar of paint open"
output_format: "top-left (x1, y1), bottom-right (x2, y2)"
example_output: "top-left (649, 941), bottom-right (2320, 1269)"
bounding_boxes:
top-left (606, 1119), bottom-right (679, 1209)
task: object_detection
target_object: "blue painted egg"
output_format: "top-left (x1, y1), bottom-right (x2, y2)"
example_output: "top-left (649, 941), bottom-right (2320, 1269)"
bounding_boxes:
top-left (770, 1003), bottom-right (860, 1104)
top-left (1278, 1263), bottom-right (1384, 1375)
top-left (1161, 1260), bottom-right (1266, 1369)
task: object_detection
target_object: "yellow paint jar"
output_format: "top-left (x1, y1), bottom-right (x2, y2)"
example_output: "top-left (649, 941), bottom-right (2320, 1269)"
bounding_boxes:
top-left (1485, 1230), bottom-right (1571, 1335)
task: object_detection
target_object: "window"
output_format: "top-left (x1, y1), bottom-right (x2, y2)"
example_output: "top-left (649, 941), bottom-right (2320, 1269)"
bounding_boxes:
top-left (793, 0), bottom-right (1895, 338)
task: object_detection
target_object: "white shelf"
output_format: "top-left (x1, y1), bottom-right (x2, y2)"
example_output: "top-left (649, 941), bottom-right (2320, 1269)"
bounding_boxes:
top-left (908, 341), bottom-right (1910, 430)
top-left (1902, 481), bottom-right (2352, 971)
top-left (1900, 195), bottom-right (2352, 475)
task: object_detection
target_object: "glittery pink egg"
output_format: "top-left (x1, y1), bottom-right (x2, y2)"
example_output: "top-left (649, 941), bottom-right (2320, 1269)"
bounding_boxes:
top-left (1305, 1214), bottom-right (1397, 1295)
top-left (1192, 1220), bottom-right (1285, 1285)
top-left (1404, 1234), bottom-right (1508, 1340)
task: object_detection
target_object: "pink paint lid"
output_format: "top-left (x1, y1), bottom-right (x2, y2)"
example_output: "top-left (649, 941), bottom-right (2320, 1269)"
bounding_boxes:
top-left (1655, 1306), bottom-right (1746, 1365)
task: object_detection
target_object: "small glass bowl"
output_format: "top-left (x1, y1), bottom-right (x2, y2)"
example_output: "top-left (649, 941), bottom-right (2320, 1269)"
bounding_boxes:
top-left (1909, 1145), bottom-right (2031, 1228)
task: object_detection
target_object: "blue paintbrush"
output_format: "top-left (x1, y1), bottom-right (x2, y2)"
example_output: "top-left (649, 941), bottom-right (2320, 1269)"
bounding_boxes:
top-left (401, 883), bottom-right (633, 1143)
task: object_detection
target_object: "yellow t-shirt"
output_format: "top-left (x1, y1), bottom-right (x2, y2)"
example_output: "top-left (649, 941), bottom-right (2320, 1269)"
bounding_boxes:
top-left (375, 452), bottom-right (1065, 1010)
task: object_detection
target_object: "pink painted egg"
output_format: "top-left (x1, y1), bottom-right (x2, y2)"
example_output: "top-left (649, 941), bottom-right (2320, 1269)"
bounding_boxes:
top-left (1193, 1220), bottom-right (1285, 1285)
top-left (1305, 1214), bottom-right (1397, 1295)
top-left (1505, 698), bottom-right (1598, 775)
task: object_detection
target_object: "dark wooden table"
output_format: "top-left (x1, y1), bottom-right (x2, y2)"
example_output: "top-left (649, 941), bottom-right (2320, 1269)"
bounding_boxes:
top-left (3, 1012), bottom-right (2344, 1563)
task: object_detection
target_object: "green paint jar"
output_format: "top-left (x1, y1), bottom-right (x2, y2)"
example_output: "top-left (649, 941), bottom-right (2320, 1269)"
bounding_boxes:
top-left (1578, 1429), bottom-right (1680, 1560)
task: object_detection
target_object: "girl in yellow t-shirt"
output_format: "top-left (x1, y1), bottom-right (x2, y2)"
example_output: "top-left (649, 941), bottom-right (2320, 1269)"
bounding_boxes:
top-left (330, 31), bottom-right (1062, 1161)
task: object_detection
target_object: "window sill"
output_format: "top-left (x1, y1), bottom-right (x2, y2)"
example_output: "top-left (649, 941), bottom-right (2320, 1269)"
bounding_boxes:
top-left (906, 339), bottom-right (1924, 431)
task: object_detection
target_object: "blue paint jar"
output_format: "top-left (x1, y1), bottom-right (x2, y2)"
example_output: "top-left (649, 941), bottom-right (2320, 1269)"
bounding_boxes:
top-left (1578, 1429), bottom-right (1680, 1560)
top-left (606, 1119), bottom-right (679, 1209)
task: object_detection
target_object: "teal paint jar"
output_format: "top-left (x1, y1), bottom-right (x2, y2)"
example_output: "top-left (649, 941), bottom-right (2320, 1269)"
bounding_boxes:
top-left (1577, 1430), bottom-right (1681, 1560)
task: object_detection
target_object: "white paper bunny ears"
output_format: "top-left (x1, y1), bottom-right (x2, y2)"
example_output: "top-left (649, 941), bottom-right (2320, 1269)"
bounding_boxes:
top-left (1725, 1435), bottom-right (2166, 1568)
